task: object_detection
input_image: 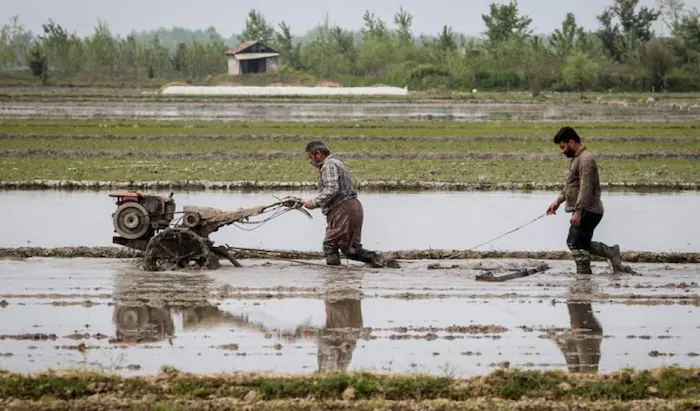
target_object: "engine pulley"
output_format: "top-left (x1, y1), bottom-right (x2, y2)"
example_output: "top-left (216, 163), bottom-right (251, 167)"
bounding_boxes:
top-left (113, 202), bottom-right (151, 239)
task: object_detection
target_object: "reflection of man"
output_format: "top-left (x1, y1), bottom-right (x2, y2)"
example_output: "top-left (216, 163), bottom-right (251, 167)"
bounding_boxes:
top-left (317, 292), bottom-right (364, 372)
top-left (552, 280), bottom-right (602, 373)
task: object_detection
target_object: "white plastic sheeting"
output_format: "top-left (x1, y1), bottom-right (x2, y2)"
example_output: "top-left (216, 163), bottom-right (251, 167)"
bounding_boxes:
top-left (159, 85), bottom-right (409, 96)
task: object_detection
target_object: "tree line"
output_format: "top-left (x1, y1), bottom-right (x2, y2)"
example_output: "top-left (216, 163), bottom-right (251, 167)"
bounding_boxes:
top-left (2, 0), bottom-right (699, 92)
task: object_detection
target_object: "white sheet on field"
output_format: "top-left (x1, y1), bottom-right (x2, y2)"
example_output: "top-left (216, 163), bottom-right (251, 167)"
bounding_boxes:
top-left (160, 85), bottom-right (410, 96)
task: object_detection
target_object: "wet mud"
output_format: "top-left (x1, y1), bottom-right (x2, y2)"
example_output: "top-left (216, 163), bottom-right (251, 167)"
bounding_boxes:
top-left (0, 257), bottom-right (699, 378)
top-left (2, 100), bottom-right (700, 122)
top-left (3, 148), bottom-right (698, 161)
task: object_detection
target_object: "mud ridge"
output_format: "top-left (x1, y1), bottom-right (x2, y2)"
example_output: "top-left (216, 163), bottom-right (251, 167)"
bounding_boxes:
top-left (2, 246), bottom-right (699, 263)
top-left (5, 111), bottom-right (700, 122)
top-left (4, 149), bottom-right (699, 161)
top-left (3, 133), bottom-right (699, 142)
top-left (1, 179), bottom-right (697, 192)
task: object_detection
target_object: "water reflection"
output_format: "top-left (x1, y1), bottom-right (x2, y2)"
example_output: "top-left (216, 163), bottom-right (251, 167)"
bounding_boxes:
top-left (551, 279), bottom-right (603, 373)
top-left (111, 270), bottom-right (365, 372)
top-left (317, 286), bottom-right (364, 372)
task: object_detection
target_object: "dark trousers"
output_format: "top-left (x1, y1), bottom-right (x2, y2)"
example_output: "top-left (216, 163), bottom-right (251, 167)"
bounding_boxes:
top-left (566, 210), bottom-right (603, 251)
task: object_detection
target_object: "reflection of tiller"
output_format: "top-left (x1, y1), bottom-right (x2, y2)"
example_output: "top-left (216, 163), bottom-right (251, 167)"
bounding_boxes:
top-left (109, 191), bottom-right (312, 271)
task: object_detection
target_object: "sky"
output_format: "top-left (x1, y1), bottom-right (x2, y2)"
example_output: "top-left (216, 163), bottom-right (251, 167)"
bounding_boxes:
top-left (3, 0), bottom-right (694, 38)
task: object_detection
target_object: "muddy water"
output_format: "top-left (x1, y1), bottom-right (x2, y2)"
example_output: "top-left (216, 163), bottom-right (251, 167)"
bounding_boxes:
top-left (0, 257), bottom-right (699, 377)
top-left (1, 100), bottom-right (699, 121)
top-left (0, 190), bottom-right (698, 252)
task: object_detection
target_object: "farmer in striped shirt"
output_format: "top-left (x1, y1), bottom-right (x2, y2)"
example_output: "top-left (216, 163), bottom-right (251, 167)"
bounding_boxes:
top-left (303, 141), bottom-right (398, 268)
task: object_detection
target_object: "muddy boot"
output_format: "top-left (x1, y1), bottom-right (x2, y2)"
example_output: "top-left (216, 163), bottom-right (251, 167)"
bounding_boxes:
top-left (323, 243), bottom-right (341, 266)
top-left (571, 249), bottom-right (593, 275)
top-left (590, 242), bottom-right (635, 274)
top-left (347, 248), bottom-right (390, 268)
top-left (349, 248), bottom-right (380, 267)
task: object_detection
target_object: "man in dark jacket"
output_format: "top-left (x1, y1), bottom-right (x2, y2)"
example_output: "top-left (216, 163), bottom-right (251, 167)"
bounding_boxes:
top-left (302, 140), bottom-right (398, 268)
top-left (546, 126), bottom-right (634, 274)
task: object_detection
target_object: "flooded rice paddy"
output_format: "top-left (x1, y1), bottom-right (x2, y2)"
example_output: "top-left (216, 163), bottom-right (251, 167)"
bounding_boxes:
top-left (0, 257), bottom-right (698, 377)
top-left (0, 189), bottom-right (698, 378)
top-left (0, 190), bottom-right (698, 252)
top-left (2, 100), bottom-right (699, 121)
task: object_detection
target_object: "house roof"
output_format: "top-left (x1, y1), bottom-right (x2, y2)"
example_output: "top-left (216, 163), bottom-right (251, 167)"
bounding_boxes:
top-left (234, 52), bottom-right (280, 60)
top-left (226, 41), bottom-right (257, 55)
top-left (225, 41), bottom-right (279, 56)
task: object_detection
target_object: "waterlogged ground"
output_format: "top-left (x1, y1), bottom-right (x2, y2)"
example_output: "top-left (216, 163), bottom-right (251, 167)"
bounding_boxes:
top-left (0, 257), bottom-right (698, 377)
top-left (2, 100), bottom-right (700, 121)
top-left (1, 190), bottom-right (698, 252)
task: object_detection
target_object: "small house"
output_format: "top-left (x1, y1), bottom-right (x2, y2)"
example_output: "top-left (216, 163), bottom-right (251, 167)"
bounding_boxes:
top-left (225, 41), bottom-right (280, 75)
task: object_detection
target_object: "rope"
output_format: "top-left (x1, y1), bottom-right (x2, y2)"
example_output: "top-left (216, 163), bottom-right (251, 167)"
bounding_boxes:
top-left (443, 213), bottom-right (548, 259)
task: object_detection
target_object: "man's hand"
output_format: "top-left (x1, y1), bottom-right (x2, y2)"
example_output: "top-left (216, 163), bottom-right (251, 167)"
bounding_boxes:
top-left (546, 202), bottom-right (560, 215)
top-left (303, 199), bottom-right (317, 210)
top-left (570, 211), bottom-right (581, 227)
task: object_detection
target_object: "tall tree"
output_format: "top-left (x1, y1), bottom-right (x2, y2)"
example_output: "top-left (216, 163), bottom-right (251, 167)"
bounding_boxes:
top-left (393, 7), bottom-right (414, 47)
top-left (240, 9), bottom-right (274, 44)
top-left (597, 0), bottom-right (661, 62)
top-left (551, 13), bottom-right (590, 58)
top-left (482, 0), bottom-right (533, 45)
top-left (275, 22), bottom-right (302, 69)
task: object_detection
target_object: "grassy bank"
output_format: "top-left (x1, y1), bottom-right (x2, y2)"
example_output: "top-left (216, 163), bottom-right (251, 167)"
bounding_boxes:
top-left (1, 157), bottom-right (696, 184)
top-left (4, 119), bottom-right (700, 137)
top-left (1, 366), bottom-right (700, 410)
top-left (2, 136), bottom-right (699, 154)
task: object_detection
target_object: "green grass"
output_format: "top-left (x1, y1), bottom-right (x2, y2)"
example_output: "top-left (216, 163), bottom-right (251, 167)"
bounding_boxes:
top-left (2, 137), bottom-right (698, 154)
top-left (1, 157), bottom-right (696, 184)
top-left (2, 366), bottom-right (700, 402)
top-left (2, 119), bottom-right (700, 138)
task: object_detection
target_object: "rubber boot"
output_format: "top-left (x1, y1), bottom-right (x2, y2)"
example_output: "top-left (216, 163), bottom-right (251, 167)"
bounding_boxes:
top-left (571, 249), bottom-right (593, 274)
top-left (349, 248), bottom-right (380, 267)
top-left (590, 242), bottom-right (634, 274)
top-left (323, 242), bottom-right (341, 266)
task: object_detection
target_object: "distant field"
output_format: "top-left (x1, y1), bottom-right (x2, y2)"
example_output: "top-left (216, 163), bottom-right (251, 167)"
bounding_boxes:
top-left (1, 118), bottom-right (698, 190)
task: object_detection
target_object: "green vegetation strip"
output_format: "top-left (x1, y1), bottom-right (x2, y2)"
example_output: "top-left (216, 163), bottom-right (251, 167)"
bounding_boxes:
top-left (1, 157), bottom-right (697, 185)
top-left (3, 398), bottom-right (700, 411)
top-left (3, 119), bottom-right (700, 138)
top-left (2, 133), bottom-right (700, 142)
top-left (2, 137), bottom-right (698, 154)
top-left (1, 366), bottom-right (700, 404)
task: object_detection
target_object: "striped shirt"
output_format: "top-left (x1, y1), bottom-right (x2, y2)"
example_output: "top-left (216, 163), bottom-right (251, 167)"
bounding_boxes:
top-left (313, 155), bottom-right (358, 215)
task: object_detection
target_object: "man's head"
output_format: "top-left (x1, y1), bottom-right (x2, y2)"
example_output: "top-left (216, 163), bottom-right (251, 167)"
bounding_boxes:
top-left (305, 140), bottom-right (331, 167)
top-left (553, 126), bottom-right (583, 158)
